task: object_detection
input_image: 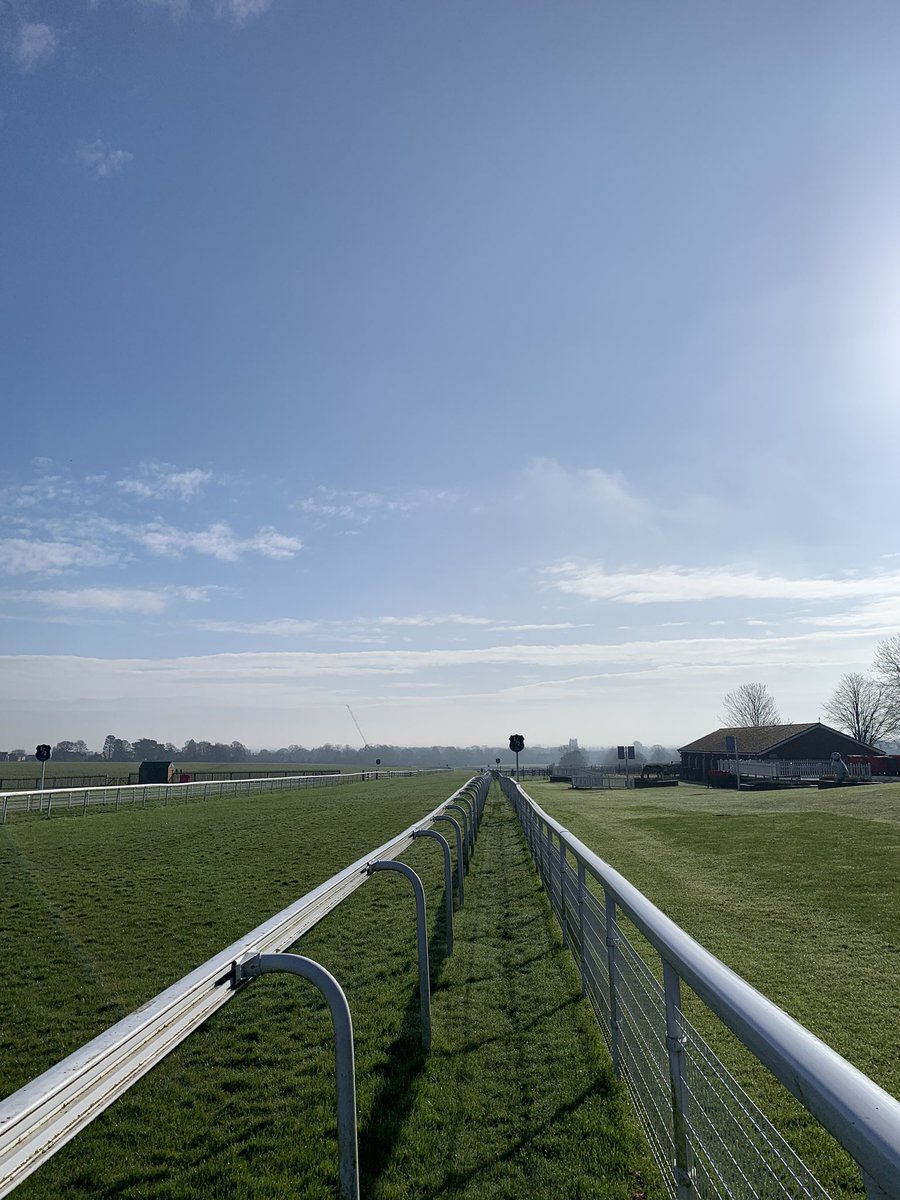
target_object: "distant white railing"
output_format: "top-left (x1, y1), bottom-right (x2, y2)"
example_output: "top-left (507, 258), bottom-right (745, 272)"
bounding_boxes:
top-left (715, 759), bottom-right (871, 780)
top-left (500, 774), bottom-right (900, 1200)
top-left (0, 769), bottom-right (447, 824)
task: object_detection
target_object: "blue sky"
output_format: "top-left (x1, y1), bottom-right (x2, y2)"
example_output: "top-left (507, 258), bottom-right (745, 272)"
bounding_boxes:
top-left (3, 0), bottom-right (900, 751)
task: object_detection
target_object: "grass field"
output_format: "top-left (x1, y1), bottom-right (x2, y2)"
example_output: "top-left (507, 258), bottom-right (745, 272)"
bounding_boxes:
top-left (527, 777), bottom-right (900, 1196)
top-left (1, 776), bottom-right (659, 1198)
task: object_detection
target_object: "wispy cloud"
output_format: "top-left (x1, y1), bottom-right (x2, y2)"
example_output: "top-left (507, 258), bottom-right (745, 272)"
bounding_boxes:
top-left (193, 612), bottom-right (495, 638)
top-left (116, 464), bottom-right (212, 501)
top-left (73, 139), bottom-right (134, 180)
top-left (0, 627), bottom-right (885, 695)
top-left (212, 0), bottom-right (272, 22)
top-left (520, 458), bottom-right (650, 520)
top-left (137, 521), bottom-right (301, 561)
top-left (0, 538), bottom-right (120, 576)
top-left (299, 485), bottom-right (456, 524)
top-left (8, 586), bottom-right (214, 615)
top-left (139, 0), bottom-right (272, 21)
top-left (544, 563), bottom-right (900, 606)
top-left (10, 22), bottom-right (58, 72)
top-left (488, 622), bottom-right (591, 633)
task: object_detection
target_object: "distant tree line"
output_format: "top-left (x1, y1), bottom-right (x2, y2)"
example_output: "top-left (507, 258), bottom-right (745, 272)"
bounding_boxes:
top-left (0, 736), bottom-right (680, 767)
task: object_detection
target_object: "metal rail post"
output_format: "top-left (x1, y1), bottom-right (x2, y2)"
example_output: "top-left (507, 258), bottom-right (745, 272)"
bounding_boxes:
top-left (232, 952), bottom-right (359, 1200)
top-left (412, 829), bottom-right (454, 955)
top-left (434, 814), bottom-right (465, 907)
top-left (577, 860), bottom-right (586, 995)
top-left (445, 804), bottom-right (470, 869)
top-left (558, 839), bottom-right (568, 948)
top-left (456, 794), bottom-right (475, 854)
top-left (663, 959), bottom-right (695, 1200)
top-left (604, 889), bottom-right (622, 1078)
top-left (367, 861), bottom-right (432, 1049)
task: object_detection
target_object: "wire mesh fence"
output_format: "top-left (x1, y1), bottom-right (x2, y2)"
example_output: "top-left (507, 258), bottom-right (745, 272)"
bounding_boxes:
top-left (499, 774), bottom-right (899, 1200)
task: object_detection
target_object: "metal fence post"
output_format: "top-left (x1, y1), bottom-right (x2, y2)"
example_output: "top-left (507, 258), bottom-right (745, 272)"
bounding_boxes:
top-left (434, 814), bottom-right (464, 907)
top-left (367, 860), bottom-right (432, 1049)
top-left (446, 804), bottom-right (470, 870)
top-left (663, 959), bottom-right (695, 1199)
top-left (1, 797), bottom-right (6, 825)
top-left (233, 952), bottom-right (359, 1200)
top-left (559, 839), bottom-right (568, 948)
top-left (412, 829), bottom-right (454, 955)
top-left (456, 794), bottom-right (475, 854)
top-left (577, 860), bottom-right (586, 995)
top-left (604, 889), bottom-right (622, 1078)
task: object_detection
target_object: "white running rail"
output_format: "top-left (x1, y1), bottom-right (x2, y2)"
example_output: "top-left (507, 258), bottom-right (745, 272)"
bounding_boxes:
top-left (500, 774), bottom-right (900, 1200)
top-left (0, 776), bottom-right (489, 1197)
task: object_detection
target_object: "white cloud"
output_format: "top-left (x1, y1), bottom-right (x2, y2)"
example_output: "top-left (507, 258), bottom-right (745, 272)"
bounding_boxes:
top-left (299, 485), bottom-right (455, 524)
top-left (73, 139), bottom-right (134, 180)
top-left (521, 458), bottom-right (649, 520)
top-left (544, 563), bottom-right (900, 606)
top-left (137, 521), bottom-right (302, 561)
top-left (212, 0), bottom-right (272, 21)
top-left (799, 596), bottom-right (900, 629)
top-left (192, 612), bottom-right (496, 638)
top-left (488, 622), bottom-right (591, 632)
top-left (11, 22), bottom-right (57, 72)
top-left (117, 465), bottom-right (212, 501)
top-left (0, 538), bottom-right (119, 576)
top-left (0, 627), bottom-right (884, 701)
top-left (8, 586), bottom-right (213, 615)
top-left (139, 0), bottom-right (272, 20)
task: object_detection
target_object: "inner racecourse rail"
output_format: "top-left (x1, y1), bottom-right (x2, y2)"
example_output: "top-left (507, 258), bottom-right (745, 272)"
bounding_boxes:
top-left (499, 774), bottom-right (900, 1200)
top-left (0, 775), bottom-right (490, 1198)
top-left (0, 768), bottom-right (445, 824)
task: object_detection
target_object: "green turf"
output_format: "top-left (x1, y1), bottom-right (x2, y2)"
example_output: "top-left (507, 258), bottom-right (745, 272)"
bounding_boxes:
top-left (2, 779), bottom-right (660, 1198)
top-left (527, 778), bottom-right (900, 1197)
top-left (0, 760), bottom-right (359, 782)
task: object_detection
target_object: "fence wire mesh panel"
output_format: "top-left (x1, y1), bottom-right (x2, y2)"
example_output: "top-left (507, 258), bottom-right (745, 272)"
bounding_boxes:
top-left (498, 774), bottom-right (900, 1200)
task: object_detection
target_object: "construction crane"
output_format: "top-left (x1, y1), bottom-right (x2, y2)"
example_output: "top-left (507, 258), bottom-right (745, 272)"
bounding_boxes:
top-left (346, 705), bottom-right (370, 750)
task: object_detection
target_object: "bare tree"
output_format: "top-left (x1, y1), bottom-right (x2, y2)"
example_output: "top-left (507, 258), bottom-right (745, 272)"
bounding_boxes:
top-left (822, 672), bottom-right (900, 747)
top-left (721, 682), bottom-right (782, 727)
top-left (875, 634), bottom-right (900, 690)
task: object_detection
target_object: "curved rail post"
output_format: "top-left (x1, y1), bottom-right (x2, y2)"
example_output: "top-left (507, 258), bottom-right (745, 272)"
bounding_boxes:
top-left (367, 861), bottom-right (432, 1050)
top-left (412, 829), bottom-right (454, 955)
top-left (445, 804), bottom-right (470, 869)
top-left (434, 814), bottom-right (464, 907)
top-left (455, 794), bottom-right (475, 854)
top-left (232, 951), bottom-right (359, 1200)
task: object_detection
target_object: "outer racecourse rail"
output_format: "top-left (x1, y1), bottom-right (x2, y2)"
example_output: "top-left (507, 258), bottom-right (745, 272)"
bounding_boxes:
top-left (0, 768), bottom-right (443, 823)
top-left (500, 774), bottom-right (900, 1200)
top-left (0, 775), bottom-right (490, 1198)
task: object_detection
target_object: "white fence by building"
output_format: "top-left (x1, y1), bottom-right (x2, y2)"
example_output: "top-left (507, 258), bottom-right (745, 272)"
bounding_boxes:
top-left (714, 758), bottom-right (871, 781)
